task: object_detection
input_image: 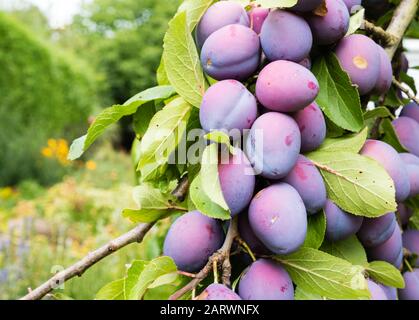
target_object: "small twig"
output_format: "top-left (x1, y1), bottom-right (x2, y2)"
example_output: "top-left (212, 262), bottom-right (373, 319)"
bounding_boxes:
top-left (404, 259), bottom-right (414, 272)
top-left (177, 270), bottom-right (196, 278)
top-left (392, 77), bottom-right (419, 104)
top-left (20, 223), bottom-right (154, 300)
top-left (370, 117), bottom-right (383, 140)
top-left (235, 236), bottom-right (257, 262)
top-left (364, 20), bottom-right (397, 47)
top-left (169, 216), bottom-right (238, 300)
top-left (171, 176), bottom-right (189, 202)
top-left (213, 260), bottom-right (219, 283)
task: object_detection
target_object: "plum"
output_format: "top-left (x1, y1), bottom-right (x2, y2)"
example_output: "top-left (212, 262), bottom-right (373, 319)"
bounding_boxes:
top-left (201, 24), bottom-right (260, 81)
top-left (397, 202), bottom-right (413, 227)
top-left (405, 165), bottom-right (419, 197)
top-left (299, 57), bottom-right (312, 69)
top-left (399, 269), bottom-right (419, 300)
top-left (357, 212), bottom-right (397, 247)
top-left (402, 230), bottom-right (419, 267)
top-left (238, 212), bottom-right (271, 255)
top-left (380, 284), bottom-right (398, 300)
top-left (256, 60), bottom-right (319, 112)
top-left (400, 102), bottom-right (419, 124)
top-left (196, 1), bottom-right (249, 48)
top-left (248, 6), bottom-right (269, 34)
top-left (324, 200), bottom-right (363, 242)
top-left (293, 102), bottom-right (326, 152)
top-left (400, 52), bottom-right (409, 73)
top-left (291, 0), bottom-right (322, 12)
top-left (198, 283), bottom-right (241, 300)
top-left (238, 259), bottom-right (294, 300)
top-left (163, 211), bottom-right (224, 272)
top-left (374, 44), bottom-right (393, 95)
top-left (367, 225), bottom-right (403, 268)
top-left (392, 117), bottom-right (419, 157)
top-left (248, 183), bottom-right (307, 254)
top-left (360, 140), bottom-right (410, 202)
top-left (308, 0), bottom-right (350, 45)
top-left (245, 112), bottom-right (301, 179)
top-left (260, 10), bottom-right (312, 63)
top-left (343, 0), bottom-right (362, 11)
top-left (367, 280), bottom-right (388, 300)
top-left (200, 80), bottom-right (257, 132)
top-left (400, 153), bottom-right (419, 166)
top-left (283, 155), bottom-right (327, 214)
top-left (335, 34), bottom-right (381, 95)
top-left (218, 149), bottom-right (256, 217)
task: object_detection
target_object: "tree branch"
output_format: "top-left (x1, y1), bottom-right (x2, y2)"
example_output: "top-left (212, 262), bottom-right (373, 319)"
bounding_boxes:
top-left (392, 77), bottom-right (419, 104)
top-left (385, 0), bottom-right (418, 59)
top-left (364, 20), bottom-right (398, 47)
top-left (171, 175), bottom-right (189, 202)
top-left (20, 222), bottom-right (154, 300)
top-left (169, 216), bottom-right (238, 300)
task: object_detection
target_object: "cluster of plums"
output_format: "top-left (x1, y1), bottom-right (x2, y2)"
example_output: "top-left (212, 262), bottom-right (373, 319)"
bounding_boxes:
top-left (162, 0), bottom-right (419, 300)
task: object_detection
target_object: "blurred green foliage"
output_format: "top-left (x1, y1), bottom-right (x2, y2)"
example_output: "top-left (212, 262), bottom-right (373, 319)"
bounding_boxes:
top-left (0, 12), bottom-right (98, 186)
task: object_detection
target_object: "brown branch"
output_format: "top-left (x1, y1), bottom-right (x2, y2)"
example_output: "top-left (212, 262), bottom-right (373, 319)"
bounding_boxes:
top-left (392, 77), bottom-right (419, 104)
top-left (385, 0), bottom-right (418, 59)
top-left (364, 20), bottom-right (398, 47)
top-left (20, 222), bottom-right (154, 300)
top-left (169, 216), bottom-right (238, 300)
top-left (171, 175), bottom-right (189, 202)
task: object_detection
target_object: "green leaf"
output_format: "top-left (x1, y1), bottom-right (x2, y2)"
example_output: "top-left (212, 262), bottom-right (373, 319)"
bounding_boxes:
top-left (364, 107), bottom-right (394, 120)
top-left (275, 248), bottom-right (370, 300)
top-left (253, 0), bottom-right (298, 8)
top-left (204, 131), bottom-right (236, 154)
top-left (163, 11), bottom-right (207, 108)
top-left (321, 236), bottom-right (368, 266)
top-left (95, 279), bottom-right (125, 300)
top-left (189, 174), bottom-right (230, 220)
top-left (400, 72), bottom-right (417, 95)
top-left (303, 211), bottom-right (326, 249)
top-left (138, 97), bottom-right (191, 181)
top-left (346, 8), bottom-right (365, 36)
top-left (200, 143), bottom-right (229, 211)
top-left (124, 257), bottom-right (177, 300)
top-left (405, 195), bottom-right (419, 230)
top-left (295, 287), bottom-right (324, 300)
top-left (366, 261), bottom-right (405, 289)
top-left (312, 54), bottom-right (364, 132)
top-left (381, 118), bottom-right (408, 153)
top-left (157, 57), bottom-right (170, 86)
top-left (122, 184), bottom-right (187, 223)
top-left (178, 0), bottom-right (215, 30)
top-left (133, 102), bottom-right (157, 137)
top-left (312, 127), bottom-right (368, 154)
top-left (68, 85), bottom-right (175, 160)
top-left (307, 151), bottom-right (397, 217)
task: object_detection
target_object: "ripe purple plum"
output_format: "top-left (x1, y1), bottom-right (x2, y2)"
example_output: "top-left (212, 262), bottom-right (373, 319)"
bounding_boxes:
top-left (238, 259), bottom-right (294, 300)
top-left (308, 0), bottom-right (350, 45)
top-left (283, 155), bottom-right (327, 214)
top-left (357, 212), bottom-right (397, 247)
top-left (368, 280), bottom-right (388, 300)
top-left (405, 164), bottom-right (419, 197)
top-left (260, 10), bottom-right (312, 63)
top-left (256, 60), bottom-right (319, 112)
top-left (293, 102), bottom-right (326, 152)
top-left (400, 153), bottom-right (419, 166)
top-left (198, 283), bottom-right (241, 300)
top-left (245, 112), bottom-right (301, 179)
top-left (292, 0), bottom-right (322, 12)
top-left (218, 149), bottom-right (256, 216)
top-left (367, 225), bottom-right (403, 268)
top-left (201, 24), bottom-right (260, 81)
top-left (335, 34), bottom-right (381, 95)
top-left (397, 202), bottom-right (413, 227)
top-left (400, 53), bottom-right (409, 73)
top-left (299, 57), bottom-right (312, 69)
top-left (392, 117), bottom-right (419, 157)
top-left (399, 269), bottom-right (419, 300)
top-left (374, 44), bottom-right (393, 95)
top-left (380, 284), bottom-right (398, 300)
top-left (248, 183), bottom-right (307, 254)
top-left (200, 80), bottom-right (257, 132)
top-left (402, 230), bottom-right (419, 267)
top-left (324, 200), bottom-right (363, 242)
top-left (343, 0), bottom-right (362, 11)
top-left (360, 140), bottom-right (410, 202)
top-left (238, 212), bottom-right (271, 255)
top-left (401, 102), bottom-right (419, 123)
top-left (163, 211), bottom-right (224, 272)
top-left (196, 1), bottom-right (249, 48)
top-left (248, 6), bottom-right (269, 34)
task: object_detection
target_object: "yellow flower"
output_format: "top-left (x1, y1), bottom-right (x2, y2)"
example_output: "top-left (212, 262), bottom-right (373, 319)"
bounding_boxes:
top-left (41, 147), bottom-right (53, 158)
top-left (0, 187), bottom-right (13, 199)
top-left (85, 160), bottom-right (97, 171)
top-left (47, 139), bottom-right (57, 150)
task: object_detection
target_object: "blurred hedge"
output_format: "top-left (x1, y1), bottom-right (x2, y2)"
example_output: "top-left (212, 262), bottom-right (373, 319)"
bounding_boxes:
top-left (0, 13), bottom-right (98, 186)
